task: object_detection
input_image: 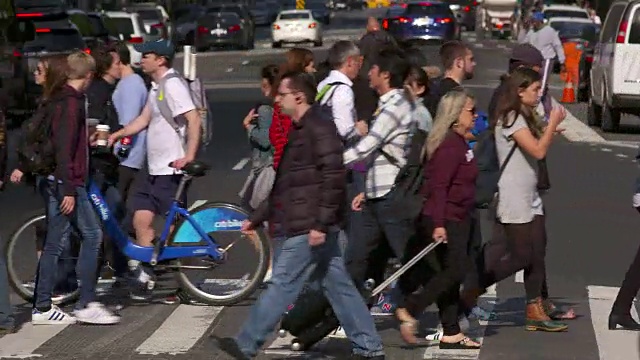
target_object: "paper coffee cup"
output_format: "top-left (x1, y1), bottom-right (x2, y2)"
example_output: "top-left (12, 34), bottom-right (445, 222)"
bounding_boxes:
top-left (96, 124), bottom-right (110, 147)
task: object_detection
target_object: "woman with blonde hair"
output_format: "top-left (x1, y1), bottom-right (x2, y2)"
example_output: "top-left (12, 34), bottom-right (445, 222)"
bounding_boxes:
top-left (394, 88), bottom-right (481, 349)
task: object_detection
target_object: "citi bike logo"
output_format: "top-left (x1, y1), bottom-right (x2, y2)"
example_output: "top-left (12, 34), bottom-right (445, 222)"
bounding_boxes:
top-left (90, 194), bottom-right (109, 221)
top-left (214, 219), bottom-right (243, 228)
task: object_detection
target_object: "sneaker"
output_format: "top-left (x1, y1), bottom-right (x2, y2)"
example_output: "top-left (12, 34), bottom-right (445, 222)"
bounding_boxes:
top-left (162, 289), bottom-right (206, 305)
top-left (74, 302), bottom-right (120, 325)
top-left (425, 329), bottom-right (443, 342)
top-left (370, 293), bottom-right (396, 316)
top-left (328, 326), bottom-right (347, 338)
top-left (32, 305), bottom-right (76, 325)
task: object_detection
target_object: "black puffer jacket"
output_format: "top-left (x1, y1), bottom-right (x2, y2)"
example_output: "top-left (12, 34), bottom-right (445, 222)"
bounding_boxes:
top-left (250, 103), bottom-right (346, 237)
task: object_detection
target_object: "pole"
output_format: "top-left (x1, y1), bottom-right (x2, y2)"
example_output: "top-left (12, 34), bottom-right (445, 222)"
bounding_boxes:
top-left (183, 45), bottom-right (192, 79)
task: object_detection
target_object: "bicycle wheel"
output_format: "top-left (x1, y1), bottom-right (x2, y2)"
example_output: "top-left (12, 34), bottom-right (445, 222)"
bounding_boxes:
top-left (5, 211), bottom-right (80, 305)
top-left (173, 202), bottom-right (270, 306)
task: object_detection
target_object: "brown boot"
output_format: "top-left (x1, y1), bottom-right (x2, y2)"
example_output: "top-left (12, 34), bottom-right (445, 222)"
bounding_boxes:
top-left (525, 297), bottom-right (569, 332)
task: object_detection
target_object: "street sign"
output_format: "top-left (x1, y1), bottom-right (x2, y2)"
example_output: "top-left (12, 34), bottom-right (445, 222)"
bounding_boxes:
top-left (296, 0), bottom-right (304, 9)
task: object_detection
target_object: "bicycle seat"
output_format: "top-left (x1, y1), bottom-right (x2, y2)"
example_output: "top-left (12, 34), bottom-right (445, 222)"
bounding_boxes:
top-left (180, 160), bottom-right (210, 177)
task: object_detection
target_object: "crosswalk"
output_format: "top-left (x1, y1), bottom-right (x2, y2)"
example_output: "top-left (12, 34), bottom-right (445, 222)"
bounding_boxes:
top-left (1, 284), bottom-right (637, 359)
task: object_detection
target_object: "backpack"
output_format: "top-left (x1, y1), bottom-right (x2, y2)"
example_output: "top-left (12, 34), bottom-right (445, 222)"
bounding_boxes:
top-left (316, 81), bottom-right (348, 109)
top-left (156, 71), bottom-right (213, 151)
top-left (474, 130), bottom-right (517, 207)
top-left (16, 102), bottom-right (56, 176)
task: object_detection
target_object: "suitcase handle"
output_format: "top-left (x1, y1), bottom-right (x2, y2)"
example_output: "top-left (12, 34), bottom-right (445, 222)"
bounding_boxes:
top-left (371, 240), bottom-right (441, 297)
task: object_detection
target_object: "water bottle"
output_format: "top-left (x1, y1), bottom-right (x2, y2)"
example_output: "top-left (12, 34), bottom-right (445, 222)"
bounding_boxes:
top-left (117, 136), bottom-right (132, 158)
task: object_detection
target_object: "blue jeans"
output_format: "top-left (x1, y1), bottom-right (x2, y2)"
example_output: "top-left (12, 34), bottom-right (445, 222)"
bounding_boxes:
top-left (236, 232), bottom-right (384, 358)
top-left (0, 243), bottom-right (15, 329)
top-left (95, 172), bottom-right (129, 278)
top-left (34, 183), bottom-right (103, 310)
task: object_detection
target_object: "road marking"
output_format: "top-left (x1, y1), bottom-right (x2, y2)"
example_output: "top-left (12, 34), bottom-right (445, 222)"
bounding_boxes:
top-left (0, 322), bottom-right (70, 358)
top-left (605, 140), bottom-right (640, 149)
top-left (588, 286), bottom-right (640, 360)
top-left (135, 305), bottom-right (224, 355)
top-left (617, 153), bottom-right (629, 158)
top-left (515, 269), bottom-right (524, 283)
top-left (600, 148), bottom-right (613, 152)
top-left (549, 97), bottom-right (606, 144)
top-left (232, 158), bottom-right (250, 171)
top-left (423, 295), bottom-right (496, 359)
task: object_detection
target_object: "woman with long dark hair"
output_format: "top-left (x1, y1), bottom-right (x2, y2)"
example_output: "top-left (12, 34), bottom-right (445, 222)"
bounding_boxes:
top-left (462, 67), bottom-right (569, 332)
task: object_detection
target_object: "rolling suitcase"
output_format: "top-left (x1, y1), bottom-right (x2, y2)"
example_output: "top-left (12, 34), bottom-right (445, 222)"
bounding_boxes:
top-left (278, 241), bottom-right (441, 351)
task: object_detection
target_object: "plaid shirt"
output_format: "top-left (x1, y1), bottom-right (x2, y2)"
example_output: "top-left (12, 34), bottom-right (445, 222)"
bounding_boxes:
top-left (343, 88), bottom-right (414, 199)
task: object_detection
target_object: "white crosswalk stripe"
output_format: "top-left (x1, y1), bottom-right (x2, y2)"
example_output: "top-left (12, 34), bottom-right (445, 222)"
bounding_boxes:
top-left (0, 285), bottom-right (637, 359)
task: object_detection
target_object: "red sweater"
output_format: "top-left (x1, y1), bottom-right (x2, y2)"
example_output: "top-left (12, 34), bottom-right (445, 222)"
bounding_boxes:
top-left (422, 131), bottom-right (478, 227)
top-left (269, 102), bottom-right (293, 169)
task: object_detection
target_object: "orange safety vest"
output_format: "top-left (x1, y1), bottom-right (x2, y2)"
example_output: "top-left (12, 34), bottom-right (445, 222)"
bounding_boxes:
top-left (559, 42), bottom-right (582, 85)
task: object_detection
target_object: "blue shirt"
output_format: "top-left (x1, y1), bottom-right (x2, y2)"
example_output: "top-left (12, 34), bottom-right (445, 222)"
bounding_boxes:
top-left (469, 111), bottom-right (489, 149)
top-left (112, 73), bottom-right (148, 169)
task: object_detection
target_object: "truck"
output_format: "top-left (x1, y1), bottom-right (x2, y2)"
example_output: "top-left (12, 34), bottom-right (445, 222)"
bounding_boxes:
top-left (476, 0), bottom-right (517, 39)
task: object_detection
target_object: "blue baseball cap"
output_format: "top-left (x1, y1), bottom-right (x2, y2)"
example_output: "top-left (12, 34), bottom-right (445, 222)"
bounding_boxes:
top-left (532, 12), bottom-right (545, 22)
top-left (133, 39), bottom-right (175, 59)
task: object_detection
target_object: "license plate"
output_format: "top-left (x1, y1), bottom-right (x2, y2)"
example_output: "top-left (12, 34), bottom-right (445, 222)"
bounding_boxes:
top-left (450, 4), bottom-right (460, 10)
top-left (211, 28), bottom-right (227, 36)
top-left (413, 17), bottom-right (433, 26)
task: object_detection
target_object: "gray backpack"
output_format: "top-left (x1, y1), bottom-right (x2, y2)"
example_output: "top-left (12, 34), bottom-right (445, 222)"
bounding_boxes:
top-left (156, 71), bottom-right (213, 151)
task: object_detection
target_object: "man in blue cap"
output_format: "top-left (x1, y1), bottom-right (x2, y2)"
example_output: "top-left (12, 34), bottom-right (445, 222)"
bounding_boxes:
top-left (108, 39), bottom-right (203, 304)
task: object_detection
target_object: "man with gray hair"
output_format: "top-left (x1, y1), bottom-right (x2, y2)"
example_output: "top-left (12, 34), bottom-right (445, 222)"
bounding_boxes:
top-left (316, 40), bottom-right (368, 143)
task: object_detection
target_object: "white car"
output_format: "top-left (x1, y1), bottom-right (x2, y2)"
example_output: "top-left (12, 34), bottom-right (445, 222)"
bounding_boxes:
top-left (542, 5), bottom-right (590, 22)
top-left (272, 10), bottom-right (323, 48)
top-left (106, 11), bottom-right (160, 68)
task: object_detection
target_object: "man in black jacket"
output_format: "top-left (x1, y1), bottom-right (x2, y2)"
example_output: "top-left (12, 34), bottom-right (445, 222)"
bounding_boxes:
top-left (215, 72), bottom-right (384, 360)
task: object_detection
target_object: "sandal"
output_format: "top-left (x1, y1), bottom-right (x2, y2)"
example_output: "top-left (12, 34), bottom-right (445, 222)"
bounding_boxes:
top-left (439, 336), bottom-right (481, 350)
top-left (395, 308), bottom-right (419, 344)
top-left (543, 299), bottom-right (577, 320)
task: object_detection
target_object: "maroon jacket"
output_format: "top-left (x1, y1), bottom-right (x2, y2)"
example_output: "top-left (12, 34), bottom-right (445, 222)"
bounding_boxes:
top-left (50, 85), bottom-right (88, 196)
top-left (422, 131), bottom-right (478, 227)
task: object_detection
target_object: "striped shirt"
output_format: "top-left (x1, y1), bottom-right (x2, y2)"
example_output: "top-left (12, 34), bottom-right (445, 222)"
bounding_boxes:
top-left (343, 88), bottom-right (414, 199)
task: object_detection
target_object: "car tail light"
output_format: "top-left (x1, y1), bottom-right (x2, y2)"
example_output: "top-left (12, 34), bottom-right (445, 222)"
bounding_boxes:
top-left (273, 24), bottom-right (281, 30)
top-left (197, 26), bottom-right (209, 34)
top-left (401, 3), bottom-right (407, 7)
top-left (84, 48), bottom-right (91, 54)
top-left (382, 19), bottom-right (389, 29)
top-left (308, 22), bottom-right (317, 28)
top-left (16, 12), bottom-right (43, 17)
top-left (128, 36), bottom-right (143, 44)
top-left (228, 24), bottom-right (241, 32)
top-left (151, 23), bottom-right (164, 29)
top-left (437, 18), bottom-right (452, 24)
top-left (617, 20), bottom-right (628, 43)
top-left (586, 55), bottom-right (593, 63)
top-left (36, 28), bottom-right (51, 33)
top-left (397, 16), bottom-right (412, 23)
top-left (496, 22), bottom-right (503, 29)
top-left (473, 1), bottom-right (478, 5)
top-left (464, 6), bottom-right (470, 11)
top-left (12, 49), bottom-right (21, 57)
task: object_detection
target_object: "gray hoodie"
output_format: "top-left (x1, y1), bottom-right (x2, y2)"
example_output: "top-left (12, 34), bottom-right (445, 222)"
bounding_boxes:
top-left (522, 25), bottom-right (566, 64)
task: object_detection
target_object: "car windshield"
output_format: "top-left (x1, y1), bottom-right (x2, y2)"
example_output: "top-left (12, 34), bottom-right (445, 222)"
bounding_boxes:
top-left (406, 4), bottom-right (453, 16)
top-left (549, 21), bottom-right (599, 42)
top-left (206, 12), bottom-right (240, 22)
top-left (88, 16), bottom-right (107, 35)
top-left (135, 9), bottom-right (162, 21)
top-left (280, 12), bottom-right (310, 20)
top-left (544, 10), bottom-right (589, 19)
top-left (110, 17), bottom-right (135, 35)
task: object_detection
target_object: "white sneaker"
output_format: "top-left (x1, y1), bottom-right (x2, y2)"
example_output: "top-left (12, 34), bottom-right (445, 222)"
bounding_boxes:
top-left (32, 305), bottom-right (76, 325)
top-left (328, 326), bottom-right (347, 338)
top-left (263, 268), bottom-right (272, 282)
top-left (425, 329), bottom-right (443, 342)
top-left (74, 302), bottom-right (121, 325)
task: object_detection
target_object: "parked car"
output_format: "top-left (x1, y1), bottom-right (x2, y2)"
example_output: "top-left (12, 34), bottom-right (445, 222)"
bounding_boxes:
top-left (548, 17), bottom-right (599, 102)
top-left (172, 4), bottom-right (205, 46)
top-left (250, 2), bottom-right (271, 26)
top-left (380, 3), bottom-right (409, 29)
top-left (589, 0), bottom-right (640, 132)
top-left (87, 12), bottom-right (120, 47)
top-left (106, 11), bottom-right (160, 68)
top-left (206, 4), bottom-right (255, 49)
top-left (196, 12), bottom-right (251, 51)
top-left (272, 10), bottom-right (323, 48)
top-left (446, 0), bottom-right (478, 31)
top-left (67, 9), bottom-right (104, 51)
top-left (307, 1), bottom-right (332, 25)
top-left (384, 1), bottom-right (460, 45)
top-left (4, 9), bottom-right (88, 125)
top-left (123, 4), bottom-right (169, 39)
top-left (542, 4), bottom-right (590, 21)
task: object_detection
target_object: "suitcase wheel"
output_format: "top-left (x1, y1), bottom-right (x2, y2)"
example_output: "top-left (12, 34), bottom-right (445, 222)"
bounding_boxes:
top-left (278, 329), bottom-right (287, 338)
top-left (291, 339), bottom-right (303, 351)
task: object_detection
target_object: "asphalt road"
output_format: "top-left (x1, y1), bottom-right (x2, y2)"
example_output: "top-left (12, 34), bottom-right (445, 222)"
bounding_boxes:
top-left (2, 22), bottom-right (640, 360)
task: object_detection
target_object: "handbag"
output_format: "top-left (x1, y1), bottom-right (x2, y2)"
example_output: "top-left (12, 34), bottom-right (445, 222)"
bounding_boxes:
top-left (249, 164), bottom-right (276, 210)
top-left (537, 158), bottom-right (551, 191)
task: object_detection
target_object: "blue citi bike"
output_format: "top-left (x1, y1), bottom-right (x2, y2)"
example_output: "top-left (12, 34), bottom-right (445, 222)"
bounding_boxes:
top-left (5, 160), bottom-right (271, 306)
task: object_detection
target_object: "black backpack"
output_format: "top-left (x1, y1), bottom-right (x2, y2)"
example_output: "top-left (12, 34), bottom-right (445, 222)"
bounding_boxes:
top-left (474, 130), bottom-right (516, 208)
top-left (16, 101), bottom-right (56, 176)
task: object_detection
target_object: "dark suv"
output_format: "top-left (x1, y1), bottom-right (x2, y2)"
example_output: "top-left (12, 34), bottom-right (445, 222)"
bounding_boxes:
top-left (206, 3), bottom-right (255, 49)
top-left (5, 8), bottom-right (88, 126)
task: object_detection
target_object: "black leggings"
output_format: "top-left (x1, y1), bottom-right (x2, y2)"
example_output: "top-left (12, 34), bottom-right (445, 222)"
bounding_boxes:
top-left (481, 215), bottom-right (547, 300)
top-left (397, 216), bottom-right (472, 336)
